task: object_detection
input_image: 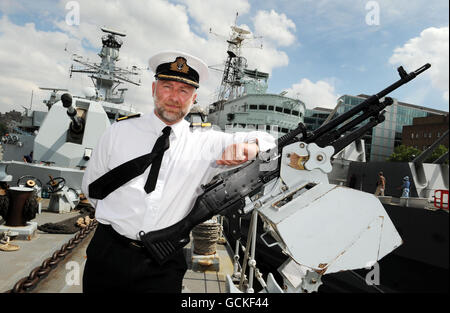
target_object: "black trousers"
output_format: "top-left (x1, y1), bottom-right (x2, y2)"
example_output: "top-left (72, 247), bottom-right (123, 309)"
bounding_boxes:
top-left (83, 223), bottom-right (187, 293)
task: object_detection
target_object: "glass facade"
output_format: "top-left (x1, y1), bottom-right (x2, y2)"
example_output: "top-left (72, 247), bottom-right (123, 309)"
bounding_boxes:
top-left (335, 95), bottom-right (444, 161)
top-left (304, 108), bottom-right (333, 131)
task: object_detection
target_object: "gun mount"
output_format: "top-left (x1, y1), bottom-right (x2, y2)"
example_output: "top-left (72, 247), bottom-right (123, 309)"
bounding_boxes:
top-left (136, 63), bottom-right (431, 293)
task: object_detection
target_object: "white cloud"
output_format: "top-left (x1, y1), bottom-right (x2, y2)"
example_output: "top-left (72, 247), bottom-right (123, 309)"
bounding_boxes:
top-left (0, 0), bottom-right (296, 114)
top-left (285, 78), bottom-right (339, 109)
top-left (252, 10), bottom-right (296, 47)
top-left (0, 16), bottom-right (77, 113)
top-left (389, 26), bottom-right (449, 102)
top-left (243, 45), bottom-right (289, 74)
top-left (180, 0), bottom-right (250, 36)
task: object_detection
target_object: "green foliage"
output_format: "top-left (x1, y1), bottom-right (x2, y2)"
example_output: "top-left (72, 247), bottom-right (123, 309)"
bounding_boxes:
top-left (388, 144), bottom-right (448, 163)
top-left (425, 144), bottom-right (448, 163)
top-left (387, 145), bottom-right (422, 162)
top-left (0, 122), bottom-right (7, 136)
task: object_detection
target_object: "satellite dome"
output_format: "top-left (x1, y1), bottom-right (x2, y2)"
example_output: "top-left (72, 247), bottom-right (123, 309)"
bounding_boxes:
top-left (83, 87), bottom-right (97, 98)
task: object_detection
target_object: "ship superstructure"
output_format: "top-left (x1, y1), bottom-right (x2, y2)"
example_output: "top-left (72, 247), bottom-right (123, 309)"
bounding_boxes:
top-left (1, 27), bottom-right (142, 189)
top-left (207, 25), bottom-right (305, 136)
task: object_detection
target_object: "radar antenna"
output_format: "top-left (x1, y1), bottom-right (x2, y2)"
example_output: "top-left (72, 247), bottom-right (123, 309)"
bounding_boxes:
top-left (69, 27), bottom-right (142, 104)
top-left (39, 87), bottom-right (69, 110)
top-left (211, 14), bottom-right (263, 102)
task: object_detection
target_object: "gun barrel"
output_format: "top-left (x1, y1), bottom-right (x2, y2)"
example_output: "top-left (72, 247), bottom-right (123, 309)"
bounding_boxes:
top-left (306, 64), bottom-right (431, 145)
top-left (277, 122), bottom-right (307, 149)
top-left (375, 63), bottom-right (430, 99)
top-left (61, 93), bottom-right (84, 133)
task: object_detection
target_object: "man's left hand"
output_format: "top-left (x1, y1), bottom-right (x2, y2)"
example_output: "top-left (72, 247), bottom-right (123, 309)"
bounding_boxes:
top-left (216, 142), bottom-right (259, 166)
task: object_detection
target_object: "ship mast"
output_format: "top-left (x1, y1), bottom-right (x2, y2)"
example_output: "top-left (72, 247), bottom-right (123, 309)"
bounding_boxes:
top-left (69, 27), bottom-right (141, 104)
top-left (217, 25), bottom-right (251, 103)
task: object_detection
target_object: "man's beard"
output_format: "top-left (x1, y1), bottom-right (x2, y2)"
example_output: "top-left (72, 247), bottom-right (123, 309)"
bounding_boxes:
top-left (154, 98), bottom-right (190, 124)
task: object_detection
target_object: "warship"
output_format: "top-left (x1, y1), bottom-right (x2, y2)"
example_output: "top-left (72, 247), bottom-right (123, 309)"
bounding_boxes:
top-left (0, 26), bottom-right (238, 294)
top-left (207, 25), bottom-right (305, 138)
top-left (0, 27), bottom-right (141, 192)
top-left (0, 22), bottom-right (447, 295)
top-left (0, 27), bottom-right (142, 293)
top-left (205, 23), bottom-right (367, 187)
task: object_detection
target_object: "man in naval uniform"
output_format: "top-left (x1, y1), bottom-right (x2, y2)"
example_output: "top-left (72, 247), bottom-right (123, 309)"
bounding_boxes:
top-left (81, 51), bottom-right (275, 293)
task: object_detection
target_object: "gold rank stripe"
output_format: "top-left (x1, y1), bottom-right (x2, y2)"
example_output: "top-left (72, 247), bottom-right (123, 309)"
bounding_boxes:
top-left (190, 122), bottom-right (211, 127)
top-left (116, 114), bottom-right (141, 121)
top-left (157, 74), bottom-right (199, 88)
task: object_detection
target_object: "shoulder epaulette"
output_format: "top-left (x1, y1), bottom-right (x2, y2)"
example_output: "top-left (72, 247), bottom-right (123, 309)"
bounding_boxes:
top-left (116, 114), bottom-right (141, 122)
top-left (190, 122), bottom-right (212, 128)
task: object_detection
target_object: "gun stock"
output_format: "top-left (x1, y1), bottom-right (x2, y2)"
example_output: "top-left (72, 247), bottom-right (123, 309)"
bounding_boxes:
top-left (140, 193), bottom-right (246, 265)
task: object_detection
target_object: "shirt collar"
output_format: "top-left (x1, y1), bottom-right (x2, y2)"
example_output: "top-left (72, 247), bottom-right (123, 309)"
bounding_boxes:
top-left (146, 109), bottom-right (189, 139)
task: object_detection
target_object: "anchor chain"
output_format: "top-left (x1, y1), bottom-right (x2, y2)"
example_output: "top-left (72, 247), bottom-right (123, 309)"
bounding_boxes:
top-left (5, 219), bottom-right (98, 293)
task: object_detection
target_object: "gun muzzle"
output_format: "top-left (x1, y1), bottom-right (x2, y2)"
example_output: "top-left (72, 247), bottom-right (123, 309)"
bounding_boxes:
top-left (61, 93), bottom-right (84, 133)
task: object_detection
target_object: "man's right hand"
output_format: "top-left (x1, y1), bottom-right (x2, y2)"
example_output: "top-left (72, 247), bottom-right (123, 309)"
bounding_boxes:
top-left (216, 142), bottom-right (259, 166)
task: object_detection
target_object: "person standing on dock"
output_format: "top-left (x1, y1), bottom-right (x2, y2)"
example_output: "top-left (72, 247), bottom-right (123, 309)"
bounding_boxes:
top-left (400, 176), bottom-right (411, 198)
top-left (374, 171), bottom-right (386, 196)
top-left (81, 50), bottom-right (275, 293)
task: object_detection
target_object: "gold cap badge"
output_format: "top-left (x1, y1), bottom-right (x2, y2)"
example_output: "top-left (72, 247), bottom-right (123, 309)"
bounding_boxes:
top-left (170, 57), bottom-right (189, 74)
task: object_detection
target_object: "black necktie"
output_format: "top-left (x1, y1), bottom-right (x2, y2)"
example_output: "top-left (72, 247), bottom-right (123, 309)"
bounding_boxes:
top-left (89, 126), bottom-right (171, 199)
top-left (144, 126), bottom-right (171, 193)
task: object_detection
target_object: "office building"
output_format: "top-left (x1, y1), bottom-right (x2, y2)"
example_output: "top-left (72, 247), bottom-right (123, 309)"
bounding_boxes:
top-left (333, 94), bottom-right (448, 161)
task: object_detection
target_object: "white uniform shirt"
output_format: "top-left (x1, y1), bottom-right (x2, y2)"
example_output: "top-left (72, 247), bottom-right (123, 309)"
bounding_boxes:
top-left (81, 110), bottom-right (276, 240)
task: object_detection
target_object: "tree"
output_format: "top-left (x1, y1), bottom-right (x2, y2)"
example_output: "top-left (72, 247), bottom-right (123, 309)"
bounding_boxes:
top-left (425, 144), bottom-right (448, 163)
top-left (0, 122), bottom-right (7, 136)
top-left (387, 145), bottom-right (422, 162)
top-left (388, 144), bottom-right (448, 163)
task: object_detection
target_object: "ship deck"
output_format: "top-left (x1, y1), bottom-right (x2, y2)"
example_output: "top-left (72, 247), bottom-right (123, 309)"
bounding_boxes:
top-left (0, 199), bottom-right (235, 293)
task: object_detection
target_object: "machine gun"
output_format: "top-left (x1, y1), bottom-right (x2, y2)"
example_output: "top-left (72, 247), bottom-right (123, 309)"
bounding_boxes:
top-left (140, 64), bottom-right (431, 290)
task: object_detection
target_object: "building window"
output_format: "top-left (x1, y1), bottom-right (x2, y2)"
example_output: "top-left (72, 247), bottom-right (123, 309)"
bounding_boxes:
top-left (268, 105), bottom-right (274, 111)
top-left (275, 107), bottom-right (283, 113)
top-left (292, 110), bottom-right (299, 116)
top-left (259, 105), bottom-right (267, 110)
top-left (249, 105), bottom-right (257, 110)
top-left (283, 108), bottom-right (291, 114)
top-left (411, 133), bottom-right (414, 139)
top-left (416, 133), bottom-right (419, 138)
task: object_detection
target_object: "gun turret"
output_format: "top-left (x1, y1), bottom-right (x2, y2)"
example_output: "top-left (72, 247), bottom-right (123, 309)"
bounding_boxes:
top-left (61, 93), bottom-right (84, 134)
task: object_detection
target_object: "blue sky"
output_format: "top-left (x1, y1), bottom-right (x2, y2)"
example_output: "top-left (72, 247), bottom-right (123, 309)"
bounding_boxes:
top-left (0, 0), bottom-right (448, 113)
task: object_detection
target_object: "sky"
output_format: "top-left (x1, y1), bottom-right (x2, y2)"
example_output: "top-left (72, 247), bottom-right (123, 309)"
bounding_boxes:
top-left (0, 0), bottom-right (448, 115)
